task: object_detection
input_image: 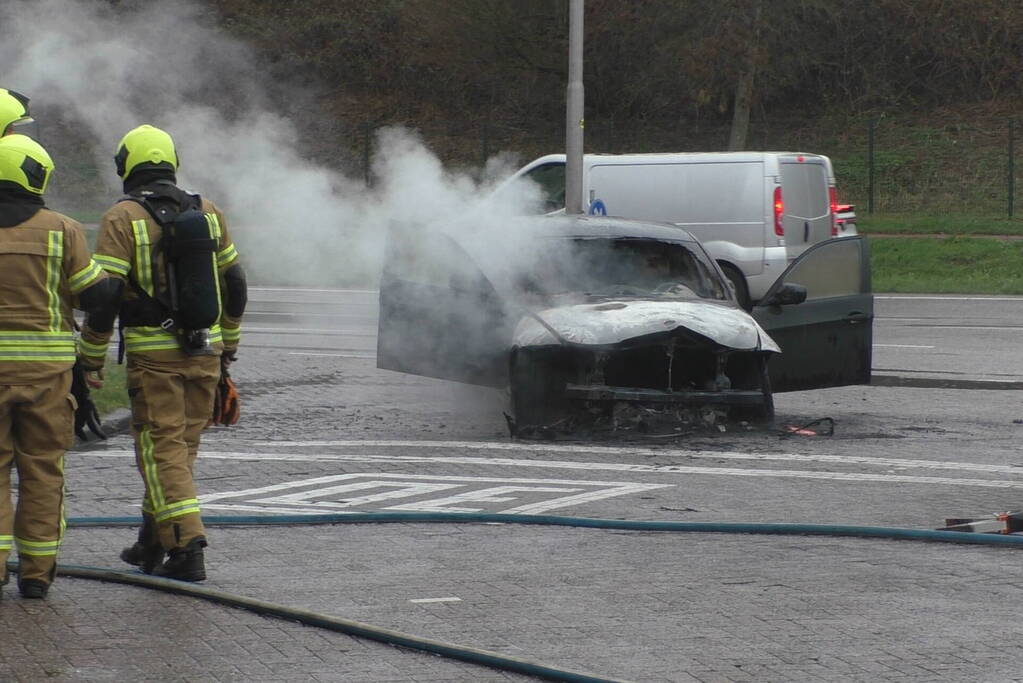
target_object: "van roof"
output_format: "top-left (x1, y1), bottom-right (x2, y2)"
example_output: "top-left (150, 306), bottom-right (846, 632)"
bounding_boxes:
top-left (527, 151), bottom-right (829, 165)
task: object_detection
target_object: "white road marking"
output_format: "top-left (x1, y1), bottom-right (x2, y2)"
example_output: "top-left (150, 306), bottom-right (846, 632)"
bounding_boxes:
top-left (917, 326), bottom-right (1023, 331)
top-left (250, 287), bottom-right (376, 294)
top-left (409, 597), bottom-right (462, 604)
top-left (245, 311), bottom-right (373, 318)
top-left (873, 344), bottom-right (935, 349)
top-left (245, 326), bottom-right (355, 334)
top-left (877, 295), bottom-right (1023, 301)
top-left (192, 438), bottom-right (1023, 476)
top-left (876, 295), bottom-right (1023, 301)
top-left (86, 447), bottom-right (1023, 489)
top-left (199, 473), bottom-right (671, 515)
top-left (288, 352), bottom-right (375, 358)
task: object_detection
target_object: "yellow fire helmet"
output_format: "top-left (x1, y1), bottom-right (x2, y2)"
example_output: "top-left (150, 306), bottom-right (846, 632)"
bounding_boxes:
top-left (0, 133), bottom-right (53, 195)
top-left (114, 124), bottom-right (178, 180)
top-left (0, 88), bottom-right (33, 134)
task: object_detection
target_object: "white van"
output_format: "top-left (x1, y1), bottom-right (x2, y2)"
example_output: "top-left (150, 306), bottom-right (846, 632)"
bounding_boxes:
top-left (496, 152), bottom-right (840, 307)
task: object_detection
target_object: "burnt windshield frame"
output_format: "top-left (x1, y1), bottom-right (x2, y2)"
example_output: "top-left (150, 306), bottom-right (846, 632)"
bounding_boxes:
top-left (523, 236), bottom-right (727, 301)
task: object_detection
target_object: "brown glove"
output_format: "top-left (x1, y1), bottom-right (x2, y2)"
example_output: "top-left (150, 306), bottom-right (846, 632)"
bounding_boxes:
top-left (212, 358), bottom-right (240, 426)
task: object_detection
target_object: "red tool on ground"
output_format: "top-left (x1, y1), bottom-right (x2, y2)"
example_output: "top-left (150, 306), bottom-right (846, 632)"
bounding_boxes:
top-left (939, 512), bottom-right (1023, 534)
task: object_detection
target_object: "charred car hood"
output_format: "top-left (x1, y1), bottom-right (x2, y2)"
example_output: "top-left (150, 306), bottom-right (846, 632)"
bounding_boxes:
top-left (513, 299), bottom-right (781, 352)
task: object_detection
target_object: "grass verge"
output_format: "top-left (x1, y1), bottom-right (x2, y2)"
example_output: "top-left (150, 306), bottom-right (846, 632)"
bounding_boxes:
top-left (870, 236), bottom-right (1023, 293)
top-left (860, 214), bottom-right (1023, 235)
top-left (91, 362), bottom-right (129, 417)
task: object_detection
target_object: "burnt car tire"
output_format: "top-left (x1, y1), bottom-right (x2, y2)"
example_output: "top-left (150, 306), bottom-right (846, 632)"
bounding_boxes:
top-left (719, 263), bottom-right (751, 311)
top-left (509, 347), bottom-right (570, 433)
top-left (732, 353), bottom-right (775, 426)
top-left (753, 354), bottom-right (775, 424)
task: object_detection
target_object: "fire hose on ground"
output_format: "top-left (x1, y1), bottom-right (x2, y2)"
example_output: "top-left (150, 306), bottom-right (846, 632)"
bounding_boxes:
top-left (8, 511), bottom-right (1023, 683)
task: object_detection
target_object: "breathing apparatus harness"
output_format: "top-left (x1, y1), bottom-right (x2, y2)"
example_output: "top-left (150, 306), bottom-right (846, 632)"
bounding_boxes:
top-left (117, 180), bottom-right (222, 359)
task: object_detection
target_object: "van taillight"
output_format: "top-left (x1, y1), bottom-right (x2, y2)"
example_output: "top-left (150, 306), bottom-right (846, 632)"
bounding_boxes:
top-left (773, 186), bottom-right (784, 237)
top-left (829, 186), bottom-right (839, 236)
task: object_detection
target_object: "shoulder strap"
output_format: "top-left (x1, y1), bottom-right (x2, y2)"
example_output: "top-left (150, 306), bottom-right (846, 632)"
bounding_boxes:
top-left (123, 181), bottom-right (202, 226)
top-left (117, 198), bottom-right (176, 324)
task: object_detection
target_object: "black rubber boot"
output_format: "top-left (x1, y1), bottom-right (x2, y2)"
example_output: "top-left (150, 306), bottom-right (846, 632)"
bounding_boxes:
top-left (120, 515), bottom-right (164, 574)
top-left (152, 537), bottom-right (207, 582)
top-left (18, 578), bottom-right (49, 599)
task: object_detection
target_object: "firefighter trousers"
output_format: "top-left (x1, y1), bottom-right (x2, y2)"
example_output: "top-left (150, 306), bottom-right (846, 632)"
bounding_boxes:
top-left (127, 353), bottom-right (219, 552)
top-left (0, 371), bottom-right (74, 585)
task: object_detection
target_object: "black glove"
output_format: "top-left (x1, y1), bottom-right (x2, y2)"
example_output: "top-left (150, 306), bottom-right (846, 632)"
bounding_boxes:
top-left (71, 361), bottom-right (106, 441)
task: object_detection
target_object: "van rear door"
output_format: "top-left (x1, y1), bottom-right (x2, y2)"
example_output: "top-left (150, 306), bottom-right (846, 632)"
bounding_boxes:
top-left (779, 155), bottom-right (831, 258)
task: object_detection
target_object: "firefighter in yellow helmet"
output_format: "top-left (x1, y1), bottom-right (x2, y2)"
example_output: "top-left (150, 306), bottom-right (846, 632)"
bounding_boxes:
top-left (0, 89), bottom-right (33, 136)
top-left (0, 135), bottom-right (116, 599)
top-left (78, 125), bottom-right (247, 582)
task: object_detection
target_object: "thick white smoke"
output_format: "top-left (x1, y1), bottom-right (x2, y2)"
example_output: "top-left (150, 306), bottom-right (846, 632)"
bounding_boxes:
top-left (0, 0), bottom-right (535, 286)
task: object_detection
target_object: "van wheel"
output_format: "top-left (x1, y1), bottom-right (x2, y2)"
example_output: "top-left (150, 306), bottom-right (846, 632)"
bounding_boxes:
top-left (720, 263), bottom-right (751, 310)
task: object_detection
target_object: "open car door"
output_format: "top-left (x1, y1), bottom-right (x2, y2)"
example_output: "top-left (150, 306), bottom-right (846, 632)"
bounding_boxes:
top-left (752, 236), bottom-right (872, 392)
top-left (376, 224), bottom-right (510, 388)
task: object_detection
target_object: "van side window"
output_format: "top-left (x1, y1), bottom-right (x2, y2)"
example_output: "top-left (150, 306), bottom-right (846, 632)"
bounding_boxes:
top-left (781, 238), bottom-right (863, 300)
top-left (524, 163), bottom-right (566, 212)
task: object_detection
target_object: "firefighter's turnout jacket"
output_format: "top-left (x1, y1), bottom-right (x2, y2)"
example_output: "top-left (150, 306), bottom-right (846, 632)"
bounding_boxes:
top-left (0, 209), bottom-right (106, 586)
top-left (79, 197), bottom-right (243, 552)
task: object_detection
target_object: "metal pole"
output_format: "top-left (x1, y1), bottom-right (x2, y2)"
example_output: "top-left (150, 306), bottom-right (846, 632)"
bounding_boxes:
top-left (565, 0), bottom-right (584, 214)
top-left (481, 117), bottom-right (490, 170)
top-left (867, 120), bottom-right (875, 215)
top-left (1009, 119), bottom-right (1015, 218)
top-left (363, 123), bottom-right (371, 187)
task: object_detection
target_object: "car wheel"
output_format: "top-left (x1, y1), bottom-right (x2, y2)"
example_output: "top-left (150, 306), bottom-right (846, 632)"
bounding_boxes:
top-left (720, 263), bottom-right (751, 311)
top-left (730, 353), bottom-right (774, 426)
top-left (756, 354), bottom-right (775, 425)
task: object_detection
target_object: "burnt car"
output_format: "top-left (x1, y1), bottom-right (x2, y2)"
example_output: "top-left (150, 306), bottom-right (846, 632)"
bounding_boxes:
top-left (377, 215), bottom-right (872, 435)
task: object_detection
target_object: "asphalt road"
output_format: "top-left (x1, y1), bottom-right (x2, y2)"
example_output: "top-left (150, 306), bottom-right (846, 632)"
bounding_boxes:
top-left (231, 287), bottom-right (1023, 525)
top-left (245, 286), bottom-right (1023, 385)
top-left (873, 294), bottom-right (1023, 386)
top-left (218, 287), bottom-right (1023, 536)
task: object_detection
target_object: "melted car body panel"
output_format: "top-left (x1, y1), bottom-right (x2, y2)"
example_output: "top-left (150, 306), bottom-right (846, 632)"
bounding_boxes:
top-left (513, 299), bottom-right (781, 352)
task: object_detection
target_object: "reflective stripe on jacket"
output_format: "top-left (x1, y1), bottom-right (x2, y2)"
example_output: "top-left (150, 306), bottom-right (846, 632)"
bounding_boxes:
top-left (0, 208), bottom-right (104, 383)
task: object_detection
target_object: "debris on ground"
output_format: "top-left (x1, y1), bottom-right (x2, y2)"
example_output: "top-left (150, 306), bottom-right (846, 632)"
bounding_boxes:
top-left (779, 417), bottom-right (835, 438)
